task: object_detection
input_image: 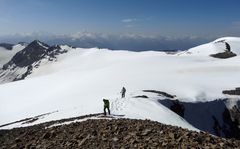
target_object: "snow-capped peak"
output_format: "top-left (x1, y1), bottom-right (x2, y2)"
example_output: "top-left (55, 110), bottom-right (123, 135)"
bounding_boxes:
top-left (30, 40), bottom-right (50, 49)
top-left (180, 37), bottom-right (240, 57)
top-left (0, 40), bottom-right (76, 84)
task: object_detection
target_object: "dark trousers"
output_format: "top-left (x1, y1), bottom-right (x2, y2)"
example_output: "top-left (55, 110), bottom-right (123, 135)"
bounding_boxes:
top-left (104, 107), bottom-right (110, 115)
top-left (122, 92), bottom-right (125, 98)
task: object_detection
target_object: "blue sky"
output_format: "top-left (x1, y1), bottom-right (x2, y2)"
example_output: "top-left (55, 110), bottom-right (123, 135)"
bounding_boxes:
top-left (0, 0), bottom-right (239, 50)
top-left (0, 0), bottom-right (239, 37)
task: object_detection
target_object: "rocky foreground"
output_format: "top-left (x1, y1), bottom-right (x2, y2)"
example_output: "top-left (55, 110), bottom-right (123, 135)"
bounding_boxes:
top-left (0, 118), bottom-right (240, 149)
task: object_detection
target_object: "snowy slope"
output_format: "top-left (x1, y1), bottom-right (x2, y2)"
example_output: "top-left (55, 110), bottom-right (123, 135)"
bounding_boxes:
top-left (180, 37), bottom-right (240, 56)
top-left (0, 48), bottom-right (197, 130)
top-left (0, 44), bottom-right (26, 67)
top-left (0, 37), bottom-right (240, 134)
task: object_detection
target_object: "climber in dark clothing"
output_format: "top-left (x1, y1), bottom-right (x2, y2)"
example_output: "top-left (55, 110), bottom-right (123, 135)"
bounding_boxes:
top-left (103, 99), bottom-right (110, 115)
top-left (121, 87), bottom-right (126, 98)
top-left (225, 42), bottom-right (231, 52)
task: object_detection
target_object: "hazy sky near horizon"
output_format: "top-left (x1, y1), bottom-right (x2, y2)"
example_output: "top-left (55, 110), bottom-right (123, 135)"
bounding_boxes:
top-left (0, 0), bottom-right (240, 38)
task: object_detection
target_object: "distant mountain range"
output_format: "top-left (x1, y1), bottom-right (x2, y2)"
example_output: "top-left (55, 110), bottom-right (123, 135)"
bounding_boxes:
top-left (0, 33), bottom-right (212, 51)
top-left (0, 43), bottom-right (14, 50)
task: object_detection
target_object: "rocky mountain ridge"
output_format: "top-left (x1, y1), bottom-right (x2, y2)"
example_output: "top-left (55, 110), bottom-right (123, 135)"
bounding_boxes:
top-left (1, 118), bottom-right (240, 149)
top-left (0, 40), bottom-right (74, 84)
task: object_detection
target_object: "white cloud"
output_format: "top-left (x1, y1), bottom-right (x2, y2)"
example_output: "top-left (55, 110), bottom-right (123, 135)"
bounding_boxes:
top-left (121, 18), bottom-right (137, 23)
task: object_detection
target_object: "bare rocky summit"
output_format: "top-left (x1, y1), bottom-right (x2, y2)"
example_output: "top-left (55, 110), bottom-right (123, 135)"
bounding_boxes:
top-left (1, 118), bottom-right (240, 149)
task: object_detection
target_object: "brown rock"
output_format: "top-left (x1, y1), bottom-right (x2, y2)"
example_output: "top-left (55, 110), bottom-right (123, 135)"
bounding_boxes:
top-left (1, 118), bottom-right (240, 148)
top-left (41, 132), bottom-right (51, 139)
top-left (15, 137), bottom-right (22, 143)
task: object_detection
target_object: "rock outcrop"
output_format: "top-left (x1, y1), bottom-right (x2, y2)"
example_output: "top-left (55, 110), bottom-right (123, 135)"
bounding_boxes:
top-left (210, 41), bottom-right (237, 59)
top-left (159, 98), bottom-right (240, 139)
top-left (143, 90), bottom-right (175, 98)
top-left (222, 106), bottom-right (240, 139)
top-left (170, 100), bottom-right (185, 118)
top-left (210, 51), bottom-right (237, 59)
top-left (223, 87), bottom-right (240, 95)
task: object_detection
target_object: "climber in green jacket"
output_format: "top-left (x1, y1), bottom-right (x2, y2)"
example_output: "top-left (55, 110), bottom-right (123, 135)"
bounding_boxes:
top-left (103, 99), bottom-right (110, 115)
